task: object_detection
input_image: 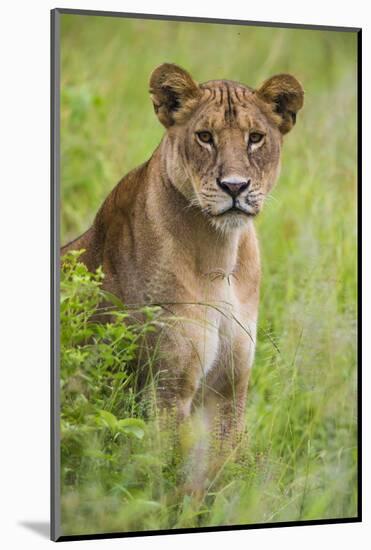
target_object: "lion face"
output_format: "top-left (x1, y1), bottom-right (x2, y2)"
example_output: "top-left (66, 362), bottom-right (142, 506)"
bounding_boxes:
top-left (150, 64), bottom-right (304, 231)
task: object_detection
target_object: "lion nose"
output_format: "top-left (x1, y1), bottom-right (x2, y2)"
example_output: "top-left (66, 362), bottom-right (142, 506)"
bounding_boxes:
top-left (217, 177), bottom-right (250, 198)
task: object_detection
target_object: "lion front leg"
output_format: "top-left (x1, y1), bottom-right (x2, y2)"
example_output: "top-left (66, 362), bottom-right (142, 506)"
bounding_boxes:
top-left (181, 372), bottom-right (250, 497)
top-left (207, 375), bottom-right (249, 454)
top-left (184, 333), bottom-right (255, 494)
top-left (149, 315), bottom-right (219, 424)
top-left (154, 363), bottom-right (199, 423)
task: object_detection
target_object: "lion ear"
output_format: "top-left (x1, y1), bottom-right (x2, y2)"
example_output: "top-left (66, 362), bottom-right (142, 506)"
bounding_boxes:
top-left (256, 74), bottom-right (304, 134)
top-left (149, 63), bottom-right (200, 127)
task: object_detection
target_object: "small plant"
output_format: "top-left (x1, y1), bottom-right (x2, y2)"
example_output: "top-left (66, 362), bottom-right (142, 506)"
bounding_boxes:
top-left (60, 251), bottom-right (175, 532)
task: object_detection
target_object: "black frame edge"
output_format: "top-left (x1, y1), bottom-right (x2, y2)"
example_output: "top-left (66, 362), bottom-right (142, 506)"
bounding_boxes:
top-left (54, 7), bottom-right (361, 33)
top-left (356, 28), bottom-right (362, 523)
top-left (51, 7), bottom-right (61, 543)
top-left (55, 517), bottom-right (361, 543)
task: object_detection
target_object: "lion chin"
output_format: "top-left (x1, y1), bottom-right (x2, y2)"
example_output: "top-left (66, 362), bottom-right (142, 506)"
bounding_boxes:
top-left (201, 200), bottom-right (259, 232)
top-left (208, 209), bottom-right (255, 232)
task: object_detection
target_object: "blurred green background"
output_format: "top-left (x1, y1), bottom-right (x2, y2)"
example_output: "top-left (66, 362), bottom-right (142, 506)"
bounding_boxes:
top-left (60, 13), bottom-right (358, 536)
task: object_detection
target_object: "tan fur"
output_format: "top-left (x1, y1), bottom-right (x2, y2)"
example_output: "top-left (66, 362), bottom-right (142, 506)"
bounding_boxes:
top-left (62, 64), bottom-right (304, 489)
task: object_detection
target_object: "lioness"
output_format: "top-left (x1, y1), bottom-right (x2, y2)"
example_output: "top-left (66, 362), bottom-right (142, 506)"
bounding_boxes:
top-left (62, 63), bottom-right (303, 480)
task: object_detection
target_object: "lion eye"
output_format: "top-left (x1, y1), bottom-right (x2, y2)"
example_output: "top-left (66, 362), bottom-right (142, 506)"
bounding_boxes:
top-left (249, 132), bottom-right (264, 144)
top-left (197, 131), bottom-right (213, 144)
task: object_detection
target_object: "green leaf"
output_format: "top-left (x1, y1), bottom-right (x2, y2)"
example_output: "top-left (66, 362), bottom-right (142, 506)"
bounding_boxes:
top-left (117, 418), bottom-right (146, 439)
top-left (97, 410), bottom-right (118, 432)
top-left (117, 418), bottom-right (146, 429)
top-left (100, 290), bottom-right (126, 310)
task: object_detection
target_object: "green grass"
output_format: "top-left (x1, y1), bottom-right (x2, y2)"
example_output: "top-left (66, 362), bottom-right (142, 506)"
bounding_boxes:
top-left (59, 14), bottom-right (358, 536)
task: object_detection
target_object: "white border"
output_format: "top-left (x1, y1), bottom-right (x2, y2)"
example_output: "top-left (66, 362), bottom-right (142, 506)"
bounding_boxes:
top-left (0, 1), bottom-right (368, 548)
